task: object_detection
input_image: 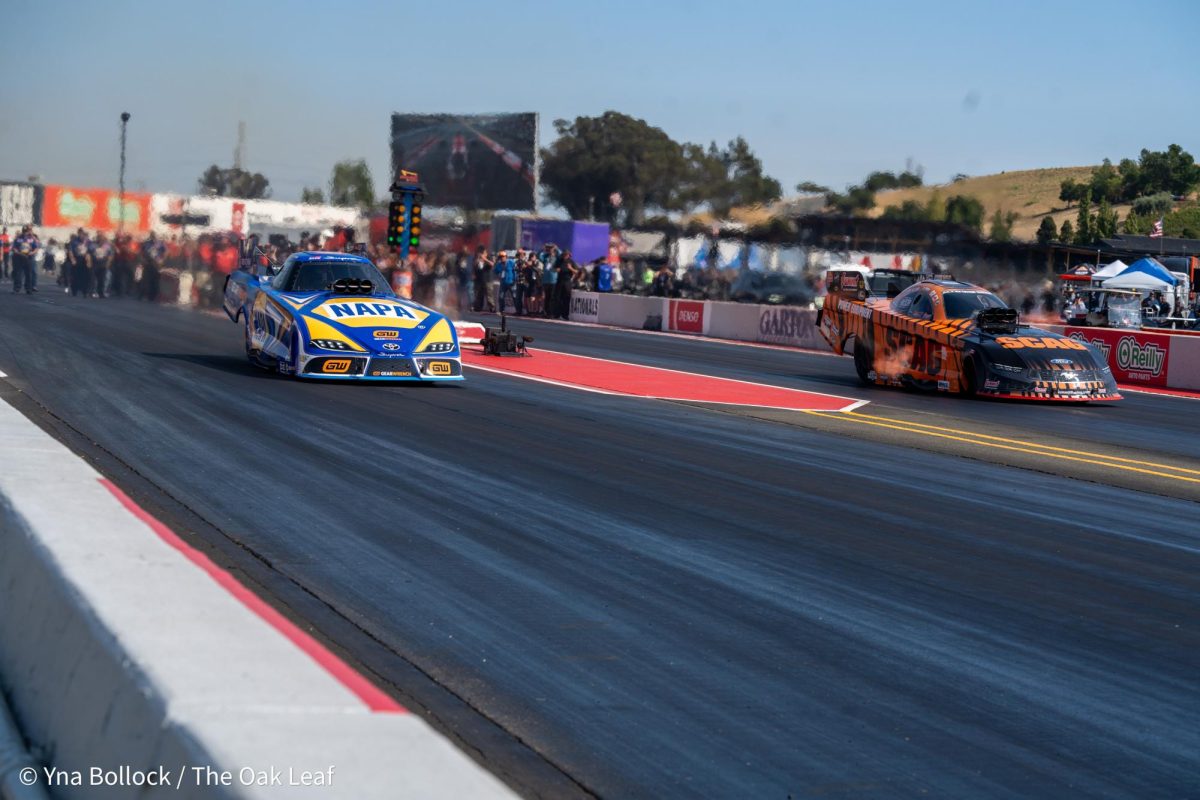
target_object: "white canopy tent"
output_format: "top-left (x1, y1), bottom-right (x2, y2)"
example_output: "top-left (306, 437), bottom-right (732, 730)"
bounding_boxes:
top-left (1100, 270), bottom-right (1173, 290)
top-left (1091, 259), bottom-right (1128, 279)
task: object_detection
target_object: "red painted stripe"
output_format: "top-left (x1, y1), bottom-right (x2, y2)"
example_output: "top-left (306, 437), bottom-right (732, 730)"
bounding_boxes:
top-left (1118, 383), bottom-right (1200, 400)
top-left (462, 348), bottom-right (864, 411)
top-left (98, 478), bottom-right (405, 714)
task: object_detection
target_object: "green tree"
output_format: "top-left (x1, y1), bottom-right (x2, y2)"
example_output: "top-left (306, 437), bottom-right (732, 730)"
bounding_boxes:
top-left (328, 159), bottom-right (375, 209)
top-left (1036, 216), bottom-right (1058, 245)
top-left (925, 191), bottom-right (946, 222)
top-left (880, 199), bottom-right (930, 221)
top-left (1164, 206), bottom-right (1200, 238)
top-left (541, 111), bottom-right (689, 223)
top-left (825, 185), bottom-right (877, 216)
top-left (989, 209), bottom-right (1018, 242)
top-left (300, 186), bottom-right (325, 204)
top-left (1137, 143), bottom-right (1200, 197)
top-left (1059, 178), bottom-right (1085, 206)
top-left (944, 195), bottom-right (985, 232)
top-left (1088, 159), bottom-right (1121, 202)
top-left (1074, 188), bottom-right (1093, 244)
top-left (1094, 197), bottom-right (1119, 239)
top-left (1131, 192), bottom-right (1174, 218)
top-left (896, 170), bottom-right (923, 188)
top-left (1117, 158), bottom-right (1142, 200)
top-left (197, 165), bottom-right (271, 199)
top-left (1122, 211), bottom-right (1150, 235)
top-left (1058, 219), bottom-right (1074, 242)
top-left (709, 136), bottom-right (783, 217)
top-left (795, 181), bottom-right (830, 194)
top-left (864, 171), bottom-right (900, 192)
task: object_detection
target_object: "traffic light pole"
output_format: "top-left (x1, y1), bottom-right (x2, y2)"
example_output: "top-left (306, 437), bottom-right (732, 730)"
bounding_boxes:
top-left (388, 169), bottom-right (425, 260)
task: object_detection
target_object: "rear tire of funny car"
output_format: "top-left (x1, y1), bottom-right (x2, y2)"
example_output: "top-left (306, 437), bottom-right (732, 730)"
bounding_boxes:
top-left (852, 337), bottom-right (874, 385)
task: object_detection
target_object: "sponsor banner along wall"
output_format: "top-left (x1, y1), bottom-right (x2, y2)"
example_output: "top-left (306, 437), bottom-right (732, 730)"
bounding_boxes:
top-left (757, 306), bottom-right (827, 349)
top-left (0, 182), bottom-right (42, 226)
top-left (42, 185), bottom-right (153, 232)
top-left (568, 291), bottom-right (600, 323)
top-left (667, 299), bottom-right (708, 334)
top-left (1065, 326), bottom-right (1170, 388)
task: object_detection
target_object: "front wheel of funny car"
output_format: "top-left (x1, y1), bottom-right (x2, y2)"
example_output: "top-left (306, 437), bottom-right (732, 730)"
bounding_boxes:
top-left (281, 328), bottom-right (299, 376)
top-left (244, 315), bottom-right (268, 370)
top-left (960, 358), bottom-right (978, 398)
top-left (852, 337), bottom-right (874, 385)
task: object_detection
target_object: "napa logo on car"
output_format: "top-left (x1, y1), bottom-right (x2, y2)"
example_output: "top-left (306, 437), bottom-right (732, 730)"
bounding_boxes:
top-left (311, 299), bottom-right (428, 329)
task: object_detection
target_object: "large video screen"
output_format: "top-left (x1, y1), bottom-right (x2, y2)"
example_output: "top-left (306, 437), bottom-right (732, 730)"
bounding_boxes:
top-left (390, 113), bottom-right (537, 211)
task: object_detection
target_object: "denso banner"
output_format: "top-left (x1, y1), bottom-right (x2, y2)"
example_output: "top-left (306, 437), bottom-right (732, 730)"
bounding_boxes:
top-left (667, 299), bottom-right (706, 334)
top-left (568, 291), bottom-right (600, 323)
top-left (1065, 326), bottom-right (1170, 387)
top-left (757, 307), bottom-right (825, 349)
top-left (42, 185), bottom-right (152, 232)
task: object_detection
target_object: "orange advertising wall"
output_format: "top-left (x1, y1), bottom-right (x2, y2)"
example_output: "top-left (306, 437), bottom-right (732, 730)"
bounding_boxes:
top-left (41, 186), bottom-right (153, 232)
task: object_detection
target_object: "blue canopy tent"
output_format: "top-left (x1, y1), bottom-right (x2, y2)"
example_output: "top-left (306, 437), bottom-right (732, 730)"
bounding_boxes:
top-left (1108, 257), bottom-right (1179, 287)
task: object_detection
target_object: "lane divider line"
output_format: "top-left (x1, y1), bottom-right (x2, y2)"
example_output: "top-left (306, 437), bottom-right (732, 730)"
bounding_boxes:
top-left (803, 412), bottom-right (1200, 485)
top-left (98, 478), bottom-right (406, 714)
top-left (837, 411), bottom-right (1200, 476)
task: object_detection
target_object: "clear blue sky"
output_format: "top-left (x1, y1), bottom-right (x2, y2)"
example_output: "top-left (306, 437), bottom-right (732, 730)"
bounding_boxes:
top-left (1, 0), bottom-right (1195, 203)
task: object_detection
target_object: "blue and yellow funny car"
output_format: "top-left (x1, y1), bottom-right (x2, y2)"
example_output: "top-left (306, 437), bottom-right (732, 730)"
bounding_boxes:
top-left (222, 243), bottom-right (462, 381)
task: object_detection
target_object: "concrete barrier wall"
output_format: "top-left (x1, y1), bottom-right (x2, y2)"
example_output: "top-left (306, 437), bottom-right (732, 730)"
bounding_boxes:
top-left (706, 301), bottom-right (762, 342)
top-left (0, 398), bottom-right (513, 799)
top-left (594, 294), bottom-right (664, 329)
top-left (1167, 335), bottom-right (1200, 390)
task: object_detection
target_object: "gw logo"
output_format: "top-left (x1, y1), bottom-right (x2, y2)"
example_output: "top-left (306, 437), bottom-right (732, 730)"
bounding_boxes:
top-left (326, 302), bottom-right (415, 320)
top-left (427, 361), bottom-right (452, 375)
top-left (323, 359), bottom-right (352, 374)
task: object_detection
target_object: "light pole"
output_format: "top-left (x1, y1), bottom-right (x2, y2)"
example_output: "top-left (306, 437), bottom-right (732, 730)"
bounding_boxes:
top-left (118, 111), bottom-right (130, 235)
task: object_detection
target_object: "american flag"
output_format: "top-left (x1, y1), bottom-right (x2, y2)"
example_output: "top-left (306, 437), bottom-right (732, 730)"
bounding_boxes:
top-left (1149, 218), bottom-right (1164, 238)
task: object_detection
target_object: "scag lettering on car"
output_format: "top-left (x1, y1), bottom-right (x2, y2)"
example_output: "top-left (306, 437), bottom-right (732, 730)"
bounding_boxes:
top-left (997, 336), bottom-right (1087, 350)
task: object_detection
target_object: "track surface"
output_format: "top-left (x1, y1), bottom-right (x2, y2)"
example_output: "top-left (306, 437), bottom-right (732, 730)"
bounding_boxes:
top-left (1, 292), bottom-right (1197, 799)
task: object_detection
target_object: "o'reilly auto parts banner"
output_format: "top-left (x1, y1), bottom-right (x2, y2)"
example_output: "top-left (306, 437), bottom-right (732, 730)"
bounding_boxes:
top-left (667, 300), bottom-right (706, 334)
top-left (1066, 327), bottom-right (1169, 387)
top-left (390, 112), bottom-right (537, 211)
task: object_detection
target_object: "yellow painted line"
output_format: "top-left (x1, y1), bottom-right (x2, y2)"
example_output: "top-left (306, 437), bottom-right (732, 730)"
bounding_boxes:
top-left (803, 411), bottom-right (1200, 485)
top-left (840, 411), bottom-right (1200, 476)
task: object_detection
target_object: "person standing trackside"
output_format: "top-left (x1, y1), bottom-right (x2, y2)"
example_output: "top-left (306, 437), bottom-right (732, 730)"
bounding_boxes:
top-left (554, 250), bottom-right (580, 320)
top-left (0, 227), bottom-right (11, 280)
top-left (472, 247), bottom-right (494, 312)
top-left (67, 227), bottom-right (92, 296)
top-left (138, 232), bottom-right (166, 302)
top-left (11, 225), bottom-right (39, 294)
top-left (539, 243), bottom-right (558, 318)
top-left (495, 250), bottom-right (518, 314)
top-left (90, 231), bottom-right (113, 297)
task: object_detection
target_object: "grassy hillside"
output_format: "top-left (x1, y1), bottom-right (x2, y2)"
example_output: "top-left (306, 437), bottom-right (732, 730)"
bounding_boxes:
top-left (871, 166), bottom-right (1130, 240)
